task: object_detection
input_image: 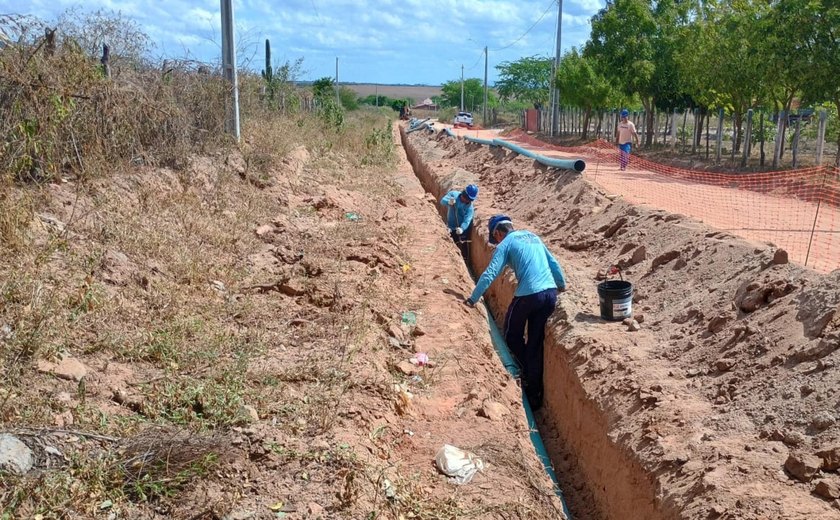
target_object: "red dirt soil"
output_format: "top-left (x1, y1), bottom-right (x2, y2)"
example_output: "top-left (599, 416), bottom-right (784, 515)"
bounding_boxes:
top-left (447, 126), bottom-right (840, 274)
top-left (403, 126), bottom-right (840, 519)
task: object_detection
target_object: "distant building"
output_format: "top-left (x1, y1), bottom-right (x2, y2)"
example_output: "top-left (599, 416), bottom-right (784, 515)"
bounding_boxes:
top-left (412, 97), bottom-right (438, 111)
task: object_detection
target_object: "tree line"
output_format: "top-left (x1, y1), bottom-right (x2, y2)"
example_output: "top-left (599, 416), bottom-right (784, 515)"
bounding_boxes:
top-left (440, 1), bottom-right (839, 165)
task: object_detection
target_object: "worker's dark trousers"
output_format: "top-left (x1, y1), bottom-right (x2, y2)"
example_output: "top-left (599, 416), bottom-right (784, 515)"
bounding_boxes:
top-left (504, 288), bottom-right (557, 410)
top-left (449, 223), bottom-right (472, 265)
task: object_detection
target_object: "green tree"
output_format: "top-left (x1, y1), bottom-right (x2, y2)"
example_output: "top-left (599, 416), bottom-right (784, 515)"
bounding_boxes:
top-left (775, 0), bottom-right (840, 166)
top-left (440, 78), bottom-right (496, 112)
top-left (495, 55), bottom-right (552, 109)
top-left (312, 77), bottom-right (335, 99)
top-left (556, 49), bottom-right (618, 138)
top-left (588, 0), bottom-right (690, 145)
top-left (679, 1), bottom-right (770, 152)
top-left (338, 86), bottom-right (359, 110)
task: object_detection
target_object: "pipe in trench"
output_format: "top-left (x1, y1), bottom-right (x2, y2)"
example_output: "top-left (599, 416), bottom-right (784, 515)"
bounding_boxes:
top-left (429, 126), bottom-right (574, 517)
top-left (461, 134), bottom-right (586, 172)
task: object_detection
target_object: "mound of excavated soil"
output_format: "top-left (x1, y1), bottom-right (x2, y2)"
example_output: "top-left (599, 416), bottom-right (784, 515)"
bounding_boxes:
top-left (404, 128), bottom-right (840, 519)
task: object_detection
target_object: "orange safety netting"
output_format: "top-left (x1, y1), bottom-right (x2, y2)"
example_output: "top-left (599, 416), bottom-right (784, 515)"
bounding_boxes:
top-left (504, 129), bottom-right (840, 273)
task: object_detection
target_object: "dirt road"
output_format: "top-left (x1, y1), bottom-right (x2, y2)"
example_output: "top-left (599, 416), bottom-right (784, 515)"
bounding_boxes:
top-left (448, 126), bottom-right (839, 273)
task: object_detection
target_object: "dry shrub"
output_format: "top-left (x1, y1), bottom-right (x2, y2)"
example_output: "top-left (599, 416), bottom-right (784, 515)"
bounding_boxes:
top-left (116, 427), bottom-right (224, 501)
top-left (0, 14), bottom-right (228, 183)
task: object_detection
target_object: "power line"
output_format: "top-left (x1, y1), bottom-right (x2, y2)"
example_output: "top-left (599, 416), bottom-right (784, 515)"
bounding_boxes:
top-left (465, 48), bottom-right (485, 71)
top-left (490, 0), bottom-right (557, 52)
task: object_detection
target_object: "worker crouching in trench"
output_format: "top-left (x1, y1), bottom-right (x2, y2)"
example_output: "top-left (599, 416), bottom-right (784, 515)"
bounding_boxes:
top-left (440, 184), bottom-right (478, 264)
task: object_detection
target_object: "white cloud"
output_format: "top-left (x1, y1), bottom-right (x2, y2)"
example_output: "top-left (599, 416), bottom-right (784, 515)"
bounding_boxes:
top-left (7, 0), bottom-right (605, 83)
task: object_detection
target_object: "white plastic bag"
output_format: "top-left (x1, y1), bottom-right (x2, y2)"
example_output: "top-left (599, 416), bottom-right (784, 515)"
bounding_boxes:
top-left (434, 444), bottom-right (484, 484)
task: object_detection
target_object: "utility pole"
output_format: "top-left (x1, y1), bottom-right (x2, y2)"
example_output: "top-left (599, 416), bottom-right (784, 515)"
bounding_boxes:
top-left (460, 64), bottom-right (464, 112)
top-left (551, 0), bottom-right (563, 136)
top-left (483, 46), bottom-right (488, 126)
top-left (220, 0), bottom-right (240, 141)
top-left (335, 57), bottom-right (340, 105)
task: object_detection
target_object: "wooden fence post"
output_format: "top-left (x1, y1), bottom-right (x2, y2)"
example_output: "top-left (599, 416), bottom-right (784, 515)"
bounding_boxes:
top-left (759, 111), bottom-right (766, 166)
top-left (773, 110), bottom-right (785, 168)
top-left (715, 108), bottom-right (724, 164)
top-left (692, 108), bottom-right (699, 154)
top-left (792, 115), bottom-right (802, 168)
top-left (101, 44), bottom-right (111, 79)
top-left (670, 109), bottom-right (678, 151)
top-left (815, 110), bottom-right (827, 166)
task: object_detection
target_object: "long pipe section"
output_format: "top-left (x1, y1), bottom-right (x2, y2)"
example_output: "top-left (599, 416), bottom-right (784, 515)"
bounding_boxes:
top-left (457, 133), bottom-right (585, 172)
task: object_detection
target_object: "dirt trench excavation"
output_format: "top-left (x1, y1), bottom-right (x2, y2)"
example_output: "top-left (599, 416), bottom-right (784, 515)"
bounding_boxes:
top-left (401, 125), bottom-right (840, 520)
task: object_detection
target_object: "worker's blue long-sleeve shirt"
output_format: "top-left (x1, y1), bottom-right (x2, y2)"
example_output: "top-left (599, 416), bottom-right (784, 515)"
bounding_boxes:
top-left (440, 190), bottom-right (475, 230)
top-left (470, 230), bottom-right (567, 302)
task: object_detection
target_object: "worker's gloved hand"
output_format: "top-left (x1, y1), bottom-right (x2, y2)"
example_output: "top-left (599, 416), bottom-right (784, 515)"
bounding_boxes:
top-left (448, 198), bottom-right (456, 206)
top-left (455, 227), bottom-right (463, 235)
top-left (464, 298), bottom-right (476, 308)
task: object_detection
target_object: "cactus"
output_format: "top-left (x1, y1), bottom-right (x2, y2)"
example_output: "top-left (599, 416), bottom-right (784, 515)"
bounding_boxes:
top-left (261, 39), bottom-right (273, 83)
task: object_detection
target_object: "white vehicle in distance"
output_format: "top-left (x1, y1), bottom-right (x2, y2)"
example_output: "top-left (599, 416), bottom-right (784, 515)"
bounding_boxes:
top-left (453, 111), bottom-right (473, 127)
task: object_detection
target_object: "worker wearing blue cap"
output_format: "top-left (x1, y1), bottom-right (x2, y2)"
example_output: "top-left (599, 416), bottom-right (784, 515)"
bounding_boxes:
top-left (616, 109), bottom-right (639, 171)
top-left (465, 214), bottom-right (567, 410)
top-left (440, 184), bottom-right (478, 262)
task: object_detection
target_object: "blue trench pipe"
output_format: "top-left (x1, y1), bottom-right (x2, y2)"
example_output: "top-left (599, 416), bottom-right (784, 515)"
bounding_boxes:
top-left (462, 135), bottom-right (586, 172)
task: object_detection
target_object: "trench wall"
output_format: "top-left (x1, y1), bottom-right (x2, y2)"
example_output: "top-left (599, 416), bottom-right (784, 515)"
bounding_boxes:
top-left (400, 127), bottom-right (670, 520)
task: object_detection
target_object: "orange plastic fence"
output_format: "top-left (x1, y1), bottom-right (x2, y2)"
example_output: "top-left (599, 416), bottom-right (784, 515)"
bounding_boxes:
top-left (505, 129), bottom-right (840, 273)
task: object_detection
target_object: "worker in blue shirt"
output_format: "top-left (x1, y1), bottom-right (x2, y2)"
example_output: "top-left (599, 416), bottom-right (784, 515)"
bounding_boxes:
top-left (440, 184), bottom-right (478, 263)
top-left (465, 214), bottom-right (567, 409)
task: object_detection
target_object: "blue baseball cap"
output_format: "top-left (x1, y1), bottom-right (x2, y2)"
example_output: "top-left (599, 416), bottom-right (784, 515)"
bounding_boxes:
top-left (620, 109), bottom-right (629, 118)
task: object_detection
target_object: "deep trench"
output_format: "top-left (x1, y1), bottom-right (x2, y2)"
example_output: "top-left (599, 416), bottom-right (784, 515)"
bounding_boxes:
top-left (399, 127), bottom-right (669, 520)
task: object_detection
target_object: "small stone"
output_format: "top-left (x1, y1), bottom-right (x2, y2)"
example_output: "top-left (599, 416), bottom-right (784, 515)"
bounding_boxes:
top-left (783, 430), bottom-right (807, 447)
top-left (396, 361), bottom-right (419, 376)
top-left (411, 325), bottom-right (426, 337)
top-left (634, 313), bottom-right (645, 324)
top-left (785, 452), bottom-right (822, 482)
top-left (37, 357), bottom-right (88, 381)
top-left (387, 337), bottom-right (401, 349)
top-left (773, 249), bottom-right (789, 265)
top-left (238, 405), bottom-right (260, 424)
top-left (307, 502), bottom-right (326, 517)
top-left (479, 400), bottom-right (510, 422)
top-left (255, 224), bottom-right (273, 237)
top-left (707, 314), bottom-right (731, 334)
top-left (53, 410), bottom-right (74, 427)
top-left (630, 245), bottom-right (647, 265)
top-left (627, 319), bottom-right (641, 332)
top-left (812, 412), bottom-right (837, 432)
top-left (715, 358), bottom-right (735, 372)
top-left (817, 447), bottom-right (840, 471)
top-left (815, 479), bottom-right (840, 500)
top-left (387, 324), bottom-right (405, 341)
top-left (0, 434), bottom-right (34, 475)
top-left (224, 511), bottom-right (256, 520)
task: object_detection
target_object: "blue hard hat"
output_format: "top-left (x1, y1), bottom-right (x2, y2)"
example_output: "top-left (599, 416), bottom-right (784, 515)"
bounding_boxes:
top-left (463, 184), bottom-right (479, 201)
top-left (620, 109), bottom-right (629, 118)
top-left (487, 214), bottom-right (512, 244)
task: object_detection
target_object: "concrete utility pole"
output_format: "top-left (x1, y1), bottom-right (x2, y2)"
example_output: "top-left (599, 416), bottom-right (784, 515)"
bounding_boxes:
top-left (220, 0), bottom-right (240, 141)
top-left (551, 0), bottom-right (563, 136)
top-left (461, 64), bottom-right (464, 112)
top-left (483, 46), bottom-right (488, 126)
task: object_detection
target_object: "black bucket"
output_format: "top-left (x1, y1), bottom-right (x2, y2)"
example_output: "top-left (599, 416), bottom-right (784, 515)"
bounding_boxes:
top-left (597, 278), bottom-right (633, 321)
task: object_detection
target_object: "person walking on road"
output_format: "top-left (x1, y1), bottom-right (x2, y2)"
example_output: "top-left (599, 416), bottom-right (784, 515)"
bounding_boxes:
top-left (616, 109), bottom-right (639, 171)
top-left (464, 215), bottom-right (567, 410)
top-left (440, 184), bottom-right (478, 263)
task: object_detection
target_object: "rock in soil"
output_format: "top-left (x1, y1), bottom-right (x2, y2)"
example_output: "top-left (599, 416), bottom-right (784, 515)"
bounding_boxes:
top-left (817, 447), bottom-right (840, 471)
top-left (0, 434), bottom-right (34, 475)
top-left (37, 356), bottom-right (88, 381)
top-left (785, 452), bottom-right (822, 482)
top-left (811, 412), bottom-right (837, 432)
top-left (479, 400), bottom-right (510, 421)
top-left (815, 479), bottom-right (840, 500)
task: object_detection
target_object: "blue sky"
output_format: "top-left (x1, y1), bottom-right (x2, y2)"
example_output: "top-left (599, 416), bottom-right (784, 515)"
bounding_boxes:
top-left (18, 0), bottom-right (606, 85)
